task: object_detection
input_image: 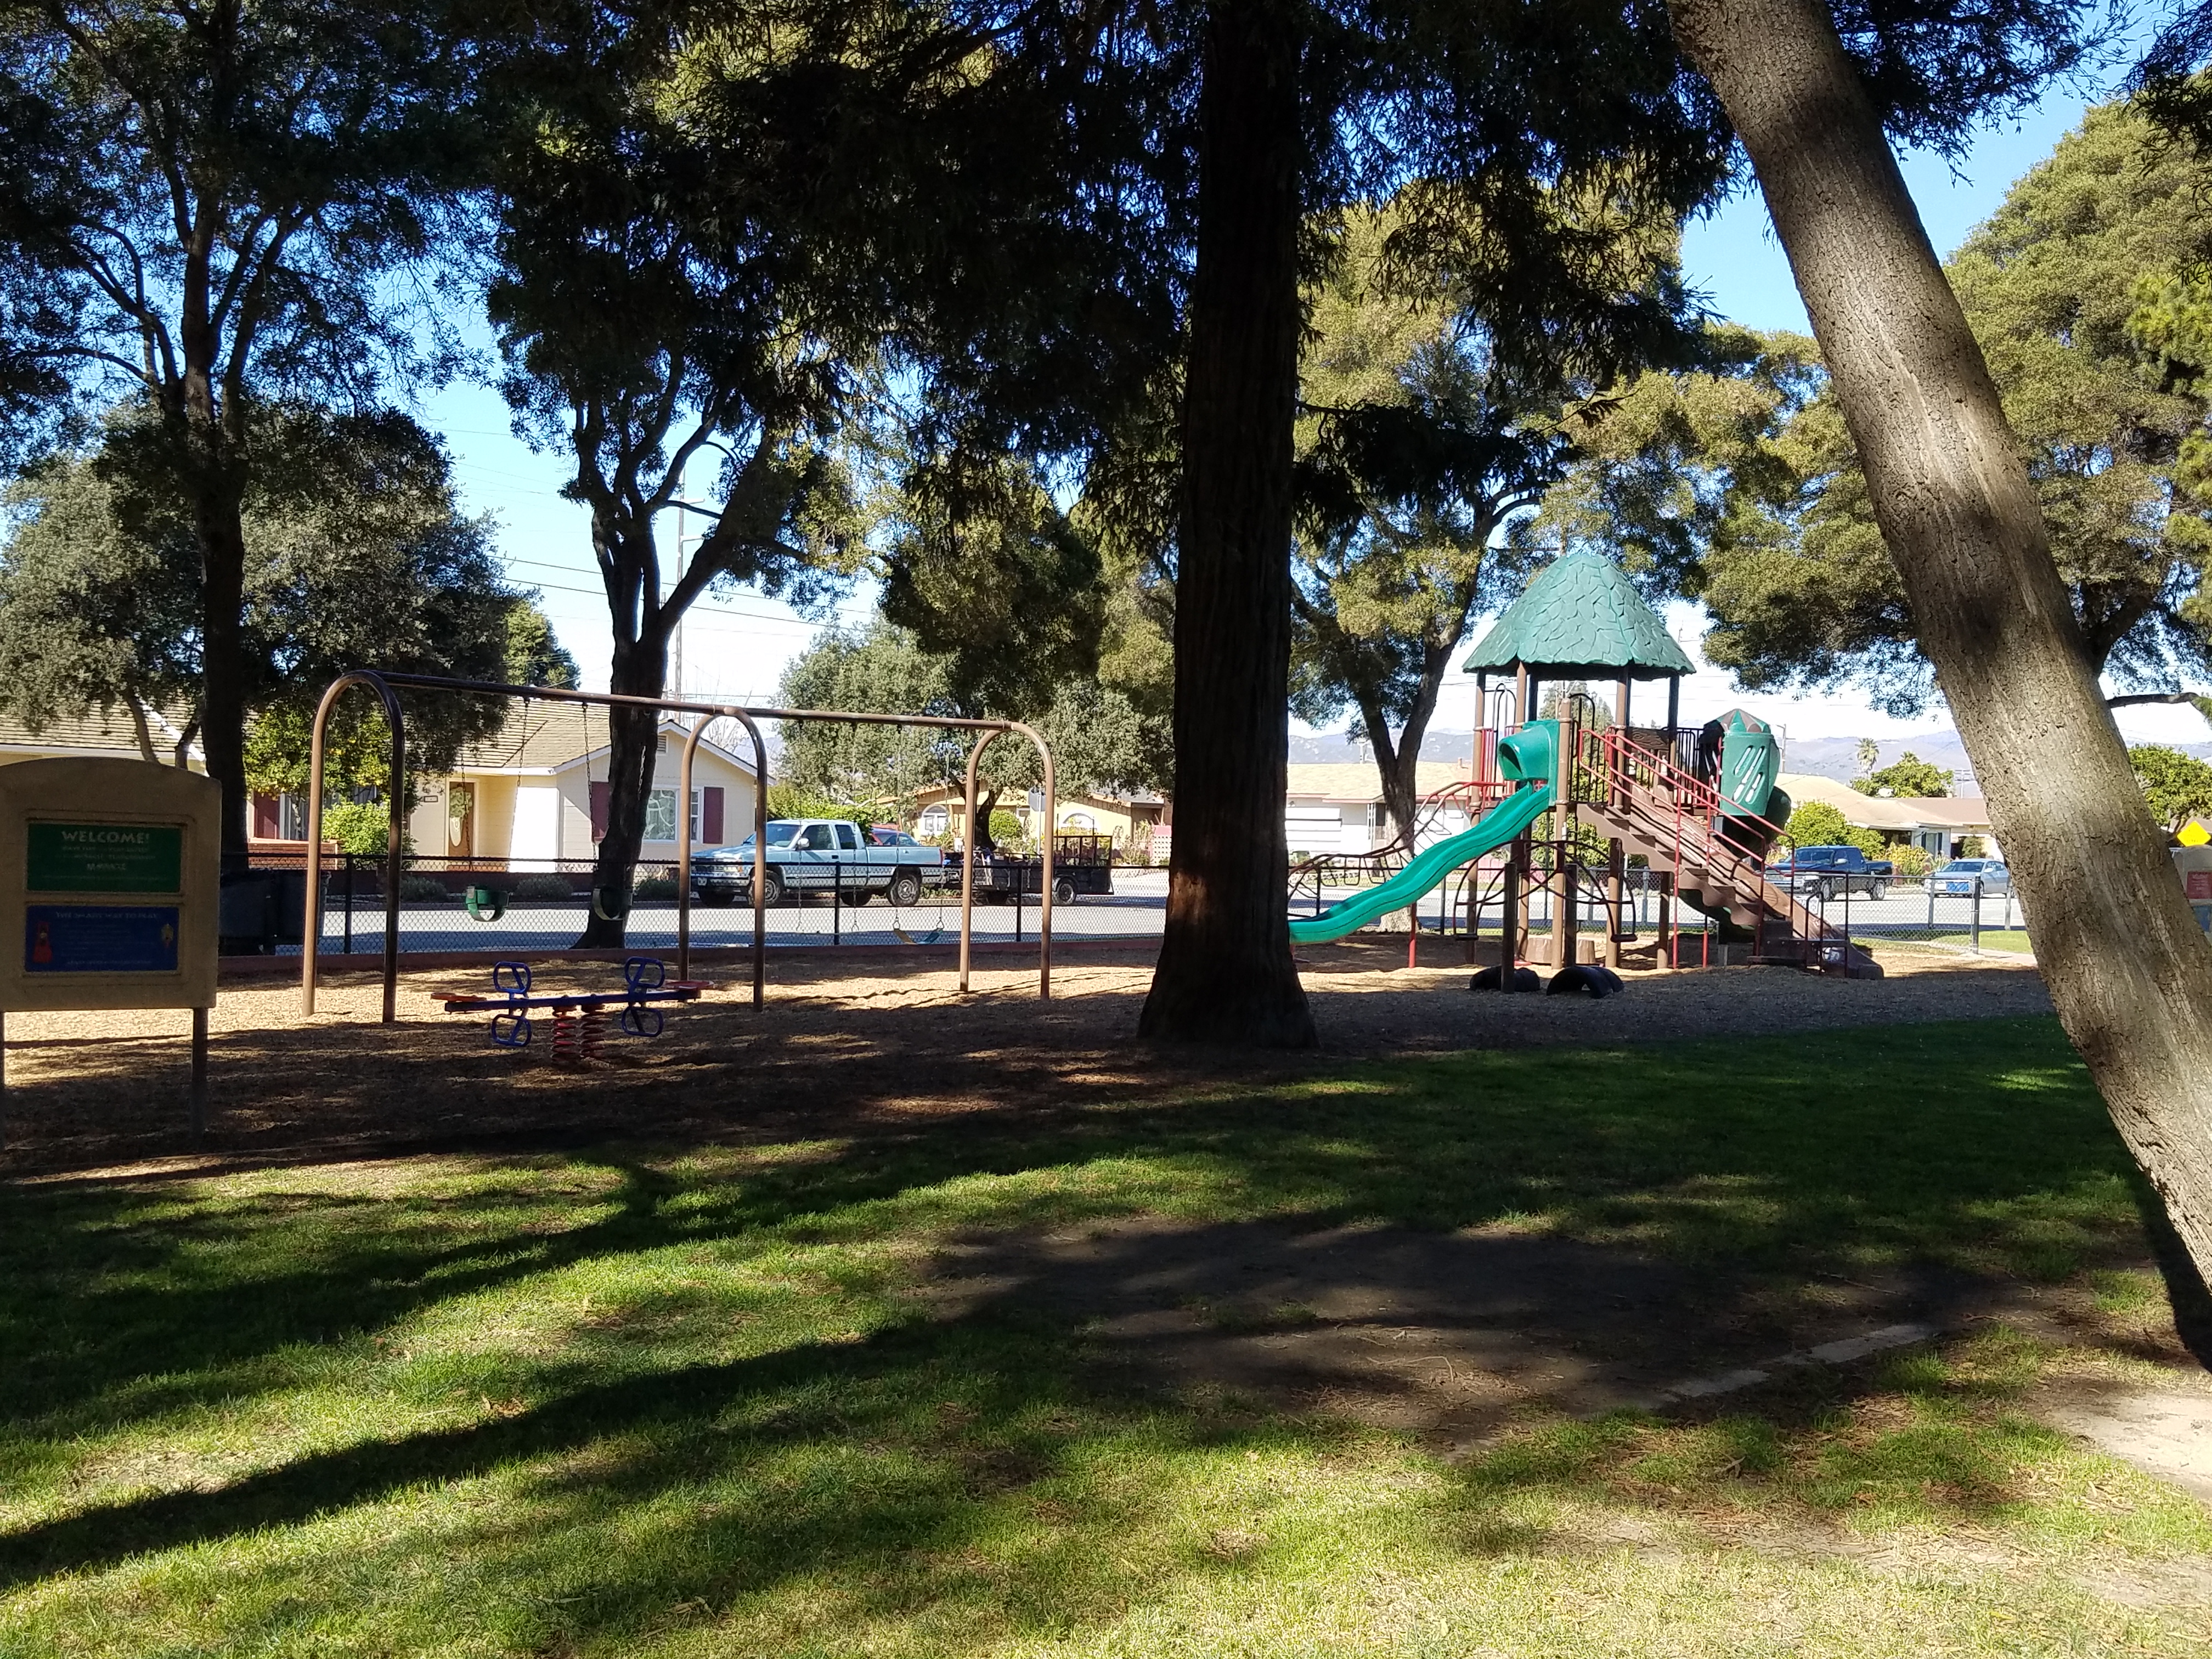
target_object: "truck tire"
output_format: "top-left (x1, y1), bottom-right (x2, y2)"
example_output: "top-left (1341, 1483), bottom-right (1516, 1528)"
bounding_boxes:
top-left (840, 887), bottom-right (868, 907)
top-left (761, 867), bottom-right (787, 907)
top-left (887, 871), bottom-right (922, 906)
top-left (1052, 876), bottom-right (1076, 905)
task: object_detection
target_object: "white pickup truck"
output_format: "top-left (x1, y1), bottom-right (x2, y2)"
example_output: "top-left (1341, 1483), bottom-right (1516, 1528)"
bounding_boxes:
top-left (689, 820), bottom-right (945, 907)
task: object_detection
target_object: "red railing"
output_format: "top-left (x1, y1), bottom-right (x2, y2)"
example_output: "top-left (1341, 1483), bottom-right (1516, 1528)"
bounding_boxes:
top-left (1584, 727), bottom-right (1857, 964)
top-left (1288, 777), bottom-right (1515, 905)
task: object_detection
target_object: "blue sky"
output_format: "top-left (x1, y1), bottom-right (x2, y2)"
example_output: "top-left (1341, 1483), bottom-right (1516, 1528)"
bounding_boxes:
top-left (426, 60), bottom-right (2209, 759)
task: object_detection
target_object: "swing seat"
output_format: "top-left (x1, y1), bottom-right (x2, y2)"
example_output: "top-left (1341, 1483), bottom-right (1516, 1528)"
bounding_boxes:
top-left (465, 884), bottom-right (506, 922)
top-left (591, 885), bottom-right (630, 921)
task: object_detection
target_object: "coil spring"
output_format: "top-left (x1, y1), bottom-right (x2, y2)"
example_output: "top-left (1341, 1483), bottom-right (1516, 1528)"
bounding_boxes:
top-left (549, 1003), bottom-right (606, 1067)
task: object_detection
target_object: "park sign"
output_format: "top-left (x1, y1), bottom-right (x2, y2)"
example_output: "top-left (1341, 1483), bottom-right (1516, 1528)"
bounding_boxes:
top-left (0, 758), bottom-right (218, 1013)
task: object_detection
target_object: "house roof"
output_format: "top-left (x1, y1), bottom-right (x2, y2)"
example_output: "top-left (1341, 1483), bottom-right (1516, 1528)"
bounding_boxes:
top-left (1778, 772), bottom-right (1993, 832)
top-left (451, 707), bottom-right (759, 778)
top-left (0, 705), bottom-right (199, 762)
top-left (1462, 550), bottom-right (1695, 681)
top-left (1285, 761), bottom-right (1468, 804)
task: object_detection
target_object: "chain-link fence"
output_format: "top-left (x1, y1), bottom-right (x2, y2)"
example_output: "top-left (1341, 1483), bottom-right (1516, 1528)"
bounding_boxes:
top-left (222, 855), bottom-right (1170, 957)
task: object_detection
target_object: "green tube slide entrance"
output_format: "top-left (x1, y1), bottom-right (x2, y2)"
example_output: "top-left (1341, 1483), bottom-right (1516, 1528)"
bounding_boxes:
top-left (1288, 720), bottom-right (1561, 945)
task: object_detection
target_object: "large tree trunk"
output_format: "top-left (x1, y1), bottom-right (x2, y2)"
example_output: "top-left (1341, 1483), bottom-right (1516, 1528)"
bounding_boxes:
top-left (1669, 0), bottom-right (2212, 1291)
top-left (1138, 0), bottom-right (1314, 1045)
top-left (578, 630), bottom-right (668, 947)
top-left (196, 498), bottom-right (252, 866)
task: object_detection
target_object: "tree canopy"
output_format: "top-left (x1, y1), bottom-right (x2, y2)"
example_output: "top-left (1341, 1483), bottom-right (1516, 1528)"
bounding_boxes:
top-left (2130, 742), bottom-right (2212, 834)
top-left (1853, 752), bottom-right (1954, 798)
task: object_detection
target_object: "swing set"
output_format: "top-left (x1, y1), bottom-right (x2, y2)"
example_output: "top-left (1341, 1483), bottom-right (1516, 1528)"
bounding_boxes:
top-left (297, 671), bottom-right (1058, 1024)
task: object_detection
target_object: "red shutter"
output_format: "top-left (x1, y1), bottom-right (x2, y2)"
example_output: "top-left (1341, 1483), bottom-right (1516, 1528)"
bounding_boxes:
top-left (252, 794), bottom-right (279, 839)
top-left (702, 786), bottom-right (724, 843)
top-left (589, 781), bottom-right (610, 842)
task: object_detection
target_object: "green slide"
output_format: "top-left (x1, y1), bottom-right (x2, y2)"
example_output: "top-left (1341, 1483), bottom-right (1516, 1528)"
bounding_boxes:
top-left (1288, 778), bottom-right (1556, 944)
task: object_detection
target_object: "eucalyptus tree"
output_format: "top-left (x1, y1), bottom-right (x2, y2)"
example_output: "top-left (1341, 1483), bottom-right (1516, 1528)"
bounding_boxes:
top-left (0, 0), bottom-right (484, 857)
top-left (1666, 0), bottom-right (2212, 1291)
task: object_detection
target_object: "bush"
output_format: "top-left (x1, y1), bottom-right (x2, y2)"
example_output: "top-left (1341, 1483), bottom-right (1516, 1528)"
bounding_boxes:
top-left (1956, 835), bottom-right (1988, 858)
top-left (1782, 800), bottom-right (1850, 851)
top-left (631, 875), bottom-right (679, 900)
top-left (323, 800), bottom-right (402, 856)
top-left (398, 874), bottom-right (448, 901)
top-left (1887, 844), bottom-right (1934, 879)
top-left (511, 873), bottom-right (577, 901)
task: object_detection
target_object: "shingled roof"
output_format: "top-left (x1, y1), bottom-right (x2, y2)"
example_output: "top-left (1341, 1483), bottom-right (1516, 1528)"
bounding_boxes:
top-left (1462, 550), bottom-right (1694, 681)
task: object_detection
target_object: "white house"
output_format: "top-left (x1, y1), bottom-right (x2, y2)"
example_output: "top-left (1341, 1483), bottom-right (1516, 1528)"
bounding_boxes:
top-left (398, 709), bottom-right (762, 866)
top-left (1284, 761), bottom-right (1473, 856)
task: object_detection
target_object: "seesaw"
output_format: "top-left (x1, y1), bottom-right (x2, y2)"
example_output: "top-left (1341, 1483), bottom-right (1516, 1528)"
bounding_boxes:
top-left (435, 957), bottom-right (711, 1063)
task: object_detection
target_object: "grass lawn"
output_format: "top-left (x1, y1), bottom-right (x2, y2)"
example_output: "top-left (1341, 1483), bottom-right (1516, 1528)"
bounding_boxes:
top-left (2, 1015), bottom-right (2206, 1657)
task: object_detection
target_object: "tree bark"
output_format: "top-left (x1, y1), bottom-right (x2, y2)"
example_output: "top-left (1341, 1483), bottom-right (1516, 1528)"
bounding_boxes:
top-left (1138, 0), bottom-right (1315, 1045)
top-left (196, 497), bottom-right (252, 865)
top-left (578, 629), bottom-right (668, 947)
top-left (1669, 0), bottom-right (2212, 1289)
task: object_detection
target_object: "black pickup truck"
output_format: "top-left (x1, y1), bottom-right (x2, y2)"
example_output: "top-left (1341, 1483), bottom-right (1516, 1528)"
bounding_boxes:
top-left (1768, 844), bottom-right (1893, 900)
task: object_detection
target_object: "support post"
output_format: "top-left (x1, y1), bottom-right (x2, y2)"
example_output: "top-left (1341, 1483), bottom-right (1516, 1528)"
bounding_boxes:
top-left (1499, 844), bottom-right (1522, 988)
top-left (301, 670), bottom-right (406, 1021)
top-left (1, 1008), bottom-right (8, 1150)
top-left (189, 1007), bottom-right (208, 1139)
top-left (1605, 839), bottom-right (1625, 969)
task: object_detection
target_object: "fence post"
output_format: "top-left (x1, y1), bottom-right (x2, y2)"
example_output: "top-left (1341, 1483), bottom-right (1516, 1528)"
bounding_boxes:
top-left (1971, 877), bottom-right (1983, 953)
top-left (343, 854), bottom-right (356, 955)
top-left (832, 858), bottom-right (841, 945)
top-left (1926, 879), bottom-right (1934, 934)
top-left (1015, 865), bottom-right (1024, 944)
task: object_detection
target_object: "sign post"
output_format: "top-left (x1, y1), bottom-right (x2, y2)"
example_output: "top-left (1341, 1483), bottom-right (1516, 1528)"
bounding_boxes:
top-left (0, 759), bottom-right (220, 1146)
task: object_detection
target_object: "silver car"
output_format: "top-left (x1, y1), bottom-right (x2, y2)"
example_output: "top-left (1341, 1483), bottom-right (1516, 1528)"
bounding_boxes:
top-left (1930, 857), bottom-right (2009, 895)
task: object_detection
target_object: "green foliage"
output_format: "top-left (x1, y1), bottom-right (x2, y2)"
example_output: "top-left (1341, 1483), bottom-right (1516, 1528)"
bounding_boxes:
top-left (503, 602), bottom-right (579, 690)
top-left (321, 800), bottom-right (399, 857)
top-left (4, 405), bottom-right (524, 789)
top-left (1852, 752), bottom-right (1954, 798)
top-left (1888, 843), bottom-right (1936, 879)
top-left (2129, 743), bottom-right (2212, 832)
top-left (1290, 198), bottom-right (1703, 826)
top-left (762, 784), bottom-right (870, 828)
top-left (1782, 800), bottom-right (1852, 851)
top-left (1547, 100), bottom-right (2212, 714)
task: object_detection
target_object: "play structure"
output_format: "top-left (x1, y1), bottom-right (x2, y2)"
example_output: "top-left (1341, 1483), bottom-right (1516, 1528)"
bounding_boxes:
top-left (434, 957), bottom-right (709, 1062)
top-left (297, 672), bottom-right (1059, 1023)
top-left (1288, 550), bottom-right (1881, 985)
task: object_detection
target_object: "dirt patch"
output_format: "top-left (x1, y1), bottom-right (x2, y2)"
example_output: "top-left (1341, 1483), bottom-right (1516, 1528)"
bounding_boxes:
top-left (922, 1211), bottom-right (2021, 1444)
top-left (2032, 1371), bottom-right (2212, 1505)
top-left (0, 941), bottom-right (2049, 1175)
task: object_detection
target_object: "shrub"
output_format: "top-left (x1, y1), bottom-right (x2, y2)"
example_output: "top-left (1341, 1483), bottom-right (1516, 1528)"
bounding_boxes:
top-left (511, 873), bottom-right (577, 901)
top-left (1957, 835), bottom-right (1988, 858)
top-left (398, 874), bottom-right (448, 901)
top-left (323, 800), bottom-right (402, 856)
top-left (632, 875), bottom-right (679, 900)
top-left (1782, 800), bottom-right (1850, 851)
top-left (1887, 844), bottom-right (1935, 879)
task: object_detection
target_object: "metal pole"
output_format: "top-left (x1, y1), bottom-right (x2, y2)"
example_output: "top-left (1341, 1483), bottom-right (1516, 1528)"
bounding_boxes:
top-left (1, 1008), bottom-right (8, 1149)
top-left (676, 715), bottom-right (699, 981)
top-left (833, 857), bottom-right (842, 944)
top-left (301, 670), bottom-right (406, 1019)
top-left (343, 855), bottom-right (354, 955)
top-left (189, 1007), bottom-right (207, 1139)
top-left (960, 734), bottom-right (989, 993)
top-left (1972, 877), bottom-right (1983, 952)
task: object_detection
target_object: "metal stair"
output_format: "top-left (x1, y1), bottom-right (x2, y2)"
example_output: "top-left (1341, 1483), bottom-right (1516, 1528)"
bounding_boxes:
top-left (1579, 729), bottom-right (1882, 979)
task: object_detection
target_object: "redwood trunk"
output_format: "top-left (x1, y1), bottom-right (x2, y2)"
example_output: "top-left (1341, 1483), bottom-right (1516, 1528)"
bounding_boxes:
top-left (1669, 0), bottom-right (2212, 1285)
top-left (578, 633), bottom-right (667, 947)
top-left (1138, 0), bottom-right (1314, 1045)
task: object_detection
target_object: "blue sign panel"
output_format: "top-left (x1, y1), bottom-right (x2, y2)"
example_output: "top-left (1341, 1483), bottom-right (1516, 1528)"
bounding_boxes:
top-left (24, 905), bottom-right (180, 973)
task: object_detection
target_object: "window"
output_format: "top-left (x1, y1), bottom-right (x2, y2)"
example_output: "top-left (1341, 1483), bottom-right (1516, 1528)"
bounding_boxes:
top-left (642, 789), bottom-right (703, 842)
top-left (798, 823), bottom-right (836, 851)
top-left (836, 823), bottom-right (862, 851)
top-left (1062, 811), bottom-right (1096, 830)
top-left (917, 805), bottom-right (949, 838)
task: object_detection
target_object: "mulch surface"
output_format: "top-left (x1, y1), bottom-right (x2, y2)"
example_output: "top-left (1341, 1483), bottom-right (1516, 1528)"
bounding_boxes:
top-left (0, 939), bottom-right (2049, 1178)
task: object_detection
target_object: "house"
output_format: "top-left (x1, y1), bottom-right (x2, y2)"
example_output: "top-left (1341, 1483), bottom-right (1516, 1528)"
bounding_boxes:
top-left (1776, 772), bottom-right (1997, 860)
top-left (0, 707), bottom-right (201, 770)
top-left (250, 707), bottom-right (761, 866)
top-left (908, 782), bottom-right (1168, 847)
top-left (1284, 761), bottom-right (1471, 856)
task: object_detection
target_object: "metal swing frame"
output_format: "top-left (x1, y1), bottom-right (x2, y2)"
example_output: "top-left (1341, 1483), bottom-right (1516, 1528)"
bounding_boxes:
top-left (298, 670), bottom-right (1057, 1022)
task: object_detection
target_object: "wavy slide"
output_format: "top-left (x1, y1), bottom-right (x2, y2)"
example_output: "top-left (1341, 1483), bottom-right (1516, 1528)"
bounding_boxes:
top-left (1288, 780), bottom-right (1556, 944)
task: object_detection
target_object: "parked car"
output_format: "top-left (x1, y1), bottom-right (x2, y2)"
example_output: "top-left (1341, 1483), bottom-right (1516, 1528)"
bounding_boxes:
top-left (1768, 844), bottom-right (1893, 900)
top-left (1930, 857), bottom-right (2010, 896)
top-left (690, 819), bottom-right (945, 907)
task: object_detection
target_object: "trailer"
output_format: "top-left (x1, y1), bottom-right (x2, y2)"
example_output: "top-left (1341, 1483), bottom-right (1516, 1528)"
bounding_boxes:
top-left (946, 834), bottom-right (1115, 904)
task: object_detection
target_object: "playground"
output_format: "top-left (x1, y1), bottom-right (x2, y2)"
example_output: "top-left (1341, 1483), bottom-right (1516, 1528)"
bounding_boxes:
top-left (2, 578), bottom-right (2208, 1656)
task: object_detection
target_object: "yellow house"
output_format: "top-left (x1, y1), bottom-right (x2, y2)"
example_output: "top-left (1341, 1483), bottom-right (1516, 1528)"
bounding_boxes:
top-left (405, 708), bottom-right (762, 866)
top-left (906, 782), bottom-right (1168, 847)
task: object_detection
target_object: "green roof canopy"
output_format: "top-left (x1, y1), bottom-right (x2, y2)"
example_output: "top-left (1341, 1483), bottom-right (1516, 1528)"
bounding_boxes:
top-left (1461, 550), bottom-right (1695, 681)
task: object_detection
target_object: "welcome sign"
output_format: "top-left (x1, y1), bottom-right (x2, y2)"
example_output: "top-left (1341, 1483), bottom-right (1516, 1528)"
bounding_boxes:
top-left (26, 822), bottom-right (184, 894)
